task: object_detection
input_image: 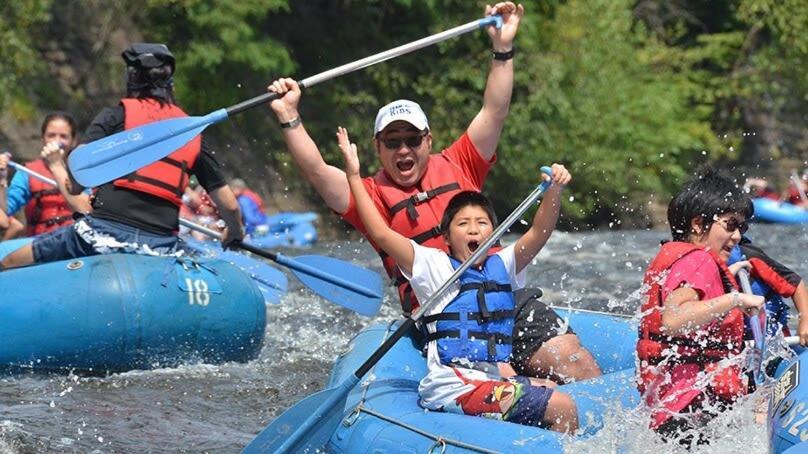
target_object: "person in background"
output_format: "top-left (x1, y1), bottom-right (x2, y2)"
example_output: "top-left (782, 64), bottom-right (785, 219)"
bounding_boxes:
top-left (743, 177), bottom-right (779, 201)
top-left (179, 176), bottom-right (223, 241)
top-left (0, 43), bottom-right (244, 270)
top-left (636, 167), bottom-right (764, 447)
top-left (339, 125), bottom-right (577, 432)
top-left (267, 2), bottom-right (600, 383)
top-left (230, 178), bottom-right (271, 236)
top-left (0, 154), bottom-right (25, 239)
top-left (784, 170), bottom-right (808, 207)
top-left (728, 238), bottom-right (808, 344)
top-left (5, 112), bottom-right (91, 237)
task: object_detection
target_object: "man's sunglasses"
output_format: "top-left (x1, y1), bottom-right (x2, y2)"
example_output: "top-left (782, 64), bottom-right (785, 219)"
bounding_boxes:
top-left (719, 217), bottom-right (749, 234)
top-left (380, 132), bottom-right (427, 150)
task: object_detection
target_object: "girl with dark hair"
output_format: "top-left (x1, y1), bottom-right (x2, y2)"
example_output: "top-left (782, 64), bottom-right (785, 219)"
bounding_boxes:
top-left (337, 126), bottom-right (578, 433)
top-left (637, 167), bottom-right (764, 446)
top-left (4, 111), bottom-right (91, 237)
top-left (1, 43), bottom-right (244, 270)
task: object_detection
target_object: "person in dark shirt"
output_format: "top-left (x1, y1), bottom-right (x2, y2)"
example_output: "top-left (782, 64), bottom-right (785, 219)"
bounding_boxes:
top-left (1, 43), bottom-right (244, 270)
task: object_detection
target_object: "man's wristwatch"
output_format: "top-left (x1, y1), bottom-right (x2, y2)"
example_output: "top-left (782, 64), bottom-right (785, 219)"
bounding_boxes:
top-left (493, 48), bottom-right (515, 61)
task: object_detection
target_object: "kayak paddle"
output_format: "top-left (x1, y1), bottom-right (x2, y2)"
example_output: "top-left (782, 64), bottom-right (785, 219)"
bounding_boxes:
top-left (243, 167), bottom-right (555, 453)
top-left (180, 218), bottom-right (384, 316)
top-left (738, 268), bottom-right (766, 384)
top-left (67, 15), bottom-right (503, 188)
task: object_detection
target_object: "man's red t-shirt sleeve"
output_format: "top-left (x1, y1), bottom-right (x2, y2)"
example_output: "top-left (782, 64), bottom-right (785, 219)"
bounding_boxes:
top-left (662, 251), bottom-right (726, 302)
top-left (340, 132), bottom-right (495, 232)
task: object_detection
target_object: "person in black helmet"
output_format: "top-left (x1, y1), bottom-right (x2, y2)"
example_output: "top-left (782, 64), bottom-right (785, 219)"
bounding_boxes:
top-left (1, 43), bottom-right (245, 270)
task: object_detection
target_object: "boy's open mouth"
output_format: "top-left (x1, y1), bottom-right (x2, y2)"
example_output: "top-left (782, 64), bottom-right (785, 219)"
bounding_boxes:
top-left (468, 240), bottom-right (480, 252)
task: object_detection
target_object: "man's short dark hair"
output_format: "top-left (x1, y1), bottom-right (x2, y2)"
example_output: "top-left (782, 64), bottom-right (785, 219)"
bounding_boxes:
top-left (667, 167), bottom-right (753, 241)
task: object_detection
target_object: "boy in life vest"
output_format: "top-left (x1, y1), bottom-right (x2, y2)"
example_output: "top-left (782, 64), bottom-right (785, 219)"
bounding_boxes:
top-left (728, 238), bottom-right (808, 344)
top-left (338, 126), bottom-right (578, 432)
top-left (0, 43), bottom-right (244, 270)
top-left (4, 112), bottom-right (91, 237)
top-left (636, 167), bottom-right (764, 446)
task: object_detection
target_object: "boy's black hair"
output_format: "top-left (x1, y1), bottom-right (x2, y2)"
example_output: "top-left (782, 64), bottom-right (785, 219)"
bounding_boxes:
top-left (667, 166), bottom-right (753, 241)
top-left (40, 112), bottom-right (77, 139)
top-left (440, 191), bottom-right (498, 235)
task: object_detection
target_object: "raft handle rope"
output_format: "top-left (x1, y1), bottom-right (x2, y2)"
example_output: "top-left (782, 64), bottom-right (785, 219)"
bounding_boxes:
top-left (340, 321), bottom-right (501, 454)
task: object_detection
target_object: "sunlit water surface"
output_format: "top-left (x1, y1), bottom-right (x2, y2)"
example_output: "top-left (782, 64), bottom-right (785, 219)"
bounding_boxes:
top-left (1, 224), bottom-right (805, 453)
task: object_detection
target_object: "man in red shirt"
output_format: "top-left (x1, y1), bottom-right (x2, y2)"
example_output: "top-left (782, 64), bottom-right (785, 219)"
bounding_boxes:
top-left (264, 3), bottom-right (600, 383)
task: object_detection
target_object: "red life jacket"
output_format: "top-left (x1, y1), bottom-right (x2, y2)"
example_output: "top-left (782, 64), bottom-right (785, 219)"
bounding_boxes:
top-left (23, 159), bottom-right (74, 235)
top-left (371, 154), bottom-right (480, 315)
top-left (113, 99), bottom-right (201, 206)
top-left (637, 241), bottom-right (746, 419)
top-left (240, 189), bottom-right (265, 212)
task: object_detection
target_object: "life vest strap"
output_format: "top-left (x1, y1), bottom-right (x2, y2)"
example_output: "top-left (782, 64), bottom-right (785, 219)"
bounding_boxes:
top-left (458, 282), bottom-right (512, 322)
top-left (423, 309), bottom-right (515, 324)
top-left (388, 183), bottom-right (461, 219)
top-left (645, 332), bottom-right (737, 352)
top-left (425, 330), bottom-right (512, 361)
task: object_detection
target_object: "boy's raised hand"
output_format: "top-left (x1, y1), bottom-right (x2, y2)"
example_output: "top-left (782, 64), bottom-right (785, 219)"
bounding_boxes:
top-left (542, 163), bottom-right (571, 186)
top-left (336, 126), bottom-right (360, 177)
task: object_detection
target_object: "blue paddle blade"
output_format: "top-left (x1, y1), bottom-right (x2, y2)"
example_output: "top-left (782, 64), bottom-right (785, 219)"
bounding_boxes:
top-left (284, 255), bottom-right (383, 316)
top-left (68, 109), bottom-right (228, 188)
top-left (218, 250), bottom-right (288, 304)
top-left (244, 377), bottom-right (358, 453)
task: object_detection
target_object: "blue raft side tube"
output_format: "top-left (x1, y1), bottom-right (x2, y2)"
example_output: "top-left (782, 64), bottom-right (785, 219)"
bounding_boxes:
top-left (0, 253), bottom-right (266, 373)
top-left (324, 308), bottom-right (640, 452)
top-left (753, 198), bottom-right (808, 224)
top-left (770, 349), bottom-right (808, 453)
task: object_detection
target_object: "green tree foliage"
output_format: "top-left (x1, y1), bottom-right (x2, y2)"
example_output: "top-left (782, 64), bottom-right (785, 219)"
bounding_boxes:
top-left (0, 1), bottom-right (52, 117)
top-left (4, 0), bottom-right (806, 227)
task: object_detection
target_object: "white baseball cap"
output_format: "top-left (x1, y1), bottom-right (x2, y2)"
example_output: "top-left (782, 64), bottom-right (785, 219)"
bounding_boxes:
top-left (373, 100), bottom-right (429, 135)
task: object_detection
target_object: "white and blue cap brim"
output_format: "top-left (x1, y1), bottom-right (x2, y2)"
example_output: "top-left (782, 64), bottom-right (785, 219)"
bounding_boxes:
top-left (374, 99), bottom-right (429, 135)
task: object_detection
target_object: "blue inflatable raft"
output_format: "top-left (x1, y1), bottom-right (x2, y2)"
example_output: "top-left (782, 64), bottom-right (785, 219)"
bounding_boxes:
top-left (769, 348), bottom-right (808, 453)
top-left (319, 308), bottom-right (639, 452)
top-left (0, 252), bottom-right (266, 373)
top-left (753, 198), bottom-right (808, 224)
top-left (247, 212), bottom-right (318, 249)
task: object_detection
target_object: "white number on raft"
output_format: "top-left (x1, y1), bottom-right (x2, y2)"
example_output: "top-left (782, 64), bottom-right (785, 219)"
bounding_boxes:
top-left (184, 278), bottom-right (211, 306)
top-left (781, 401), bottom-right (808, 440)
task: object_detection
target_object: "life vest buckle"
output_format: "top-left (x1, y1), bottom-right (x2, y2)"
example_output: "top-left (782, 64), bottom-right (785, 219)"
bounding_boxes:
top-left (414, 191), bottom-right (430, 203)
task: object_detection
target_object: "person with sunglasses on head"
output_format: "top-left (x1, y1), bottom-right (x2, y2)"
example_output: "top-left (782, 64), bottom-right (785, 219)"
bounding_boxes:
top-left (0, 43), bottom-right (244, 270)
top-left (266, 2), bottom-right (601, 384)
top-left (637, 167), bottom-right (764, 448)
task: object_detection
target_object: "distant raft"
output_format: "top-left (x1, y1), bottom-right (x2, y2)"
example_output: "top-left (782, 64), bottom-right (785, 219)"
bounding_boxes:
top-left (0, 252), bottom-right (266, 373)
top-left (753, 198), bottom-right (808, 224)
top-left (315, 308), bottom-right (639, 452)
top-left (248, 212), bottom-right (318, 249)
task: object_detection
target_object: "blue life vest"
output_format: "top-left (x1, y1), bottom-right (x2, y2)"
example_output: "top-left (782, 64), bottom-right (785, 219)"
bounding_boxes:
top-left (423, 254), bottom-right (516, 365)
top-left (728, 245), bottom-right (789, 336)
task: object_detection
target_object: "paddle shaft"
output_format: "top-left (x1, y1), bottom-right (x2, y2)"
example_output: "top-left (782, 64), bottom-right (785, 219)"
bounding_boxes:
top-left (273, 171), bottom-right (554, 453)
top-left (178, 218), bottom-right (379, 299)
top-left (7, 160), bottom-right (58, 186)
top-left (225, 16), bottom-right (501, 116)
top-left (355, 177), bottom-right (552, 377)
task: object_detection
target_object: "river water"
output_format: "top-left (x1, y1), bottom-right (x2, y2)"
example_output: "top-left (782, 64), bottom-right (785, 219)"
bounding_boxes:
top-left (1, 223), bottom-right (806, 453)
